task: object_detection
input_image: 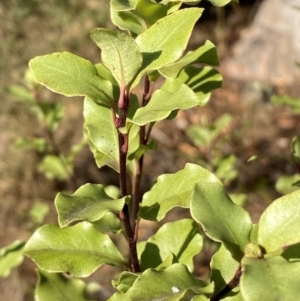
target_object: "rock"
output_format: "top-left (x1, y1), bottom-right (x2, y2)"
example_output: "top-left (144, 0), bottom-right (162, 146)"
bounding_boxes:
top-left (222, 0), bottom-right (300, 86)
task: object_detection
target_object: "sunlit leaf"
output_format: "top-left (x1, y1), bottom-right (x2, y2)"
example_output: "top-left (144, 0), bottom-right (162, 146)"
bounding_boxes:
top-left (258, 190), bottom-right (300, 253)
top-left (139, 163), bottom-right (221, 221)
top-left (191, 184), bottom-right (252, 260)
top-left (138, 219), bottom-right (203, 271)
top-left (108, 263), bottom-right (213, 301)
top-left (207, 0), bottom-right (239, 7)
top-left (133, 8), bottom-right (203, 86)
top-left (241, 256), bottom-right (300, 301)
top-left (84, 97), bottom-right (119, 171)
top-left (159, 41), bottom-right (219, 78)
top-left (24, 222), bottom-right (125, 277)
top-left (29, 52), bottom-right (114, 107)
top-left (91, 29), bottom-right (142, 87)
top-left (55, 183), bottom-right (126, 227)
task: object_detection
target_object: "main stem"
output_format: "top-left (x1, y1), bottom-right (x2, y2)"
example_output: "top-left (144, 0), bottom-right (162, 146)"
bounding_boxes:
top-left (116, 87), bottom-right (140, 272)
top-left (131, 75), bottom-right (152, 228)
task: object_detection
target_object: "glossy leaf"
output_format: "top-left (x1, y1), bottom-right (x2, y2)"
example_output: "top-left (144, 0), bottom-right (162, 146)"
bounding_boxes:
top-left (29, 52), bottom-right (114, 107)
top-left (139, 163), bottom-right (221, 221)
top-left (138, 219), bottom-right (203, 271)
top-left (210, 244), bottom-right (239, 295)
top-left (0, 241), bottom-right (25, 277)
top-left (108, 263), bottom-right (212, 301)
top-left (258, 190), bottom-right (300, 253)
top-left (55, 183), bottom-right (126, 227)
top-left (159, 41), bottom-right (219, 78)
top-left (24, 222), bottom-right (125, 277)
top-left (241, 256), bottom-right (300, 301)
top-left (35, 269), bottom-right (93, 301)
top-left (84, 97), bottom-right (119, 171)
top-left (91, 29), bottom-right (142, 87)
top-left (131, 83), bottom-right (200, 125)
top-left (133, 8), bottom-right (203, 86)
top-left (191, 184), bottom-right (252, 260)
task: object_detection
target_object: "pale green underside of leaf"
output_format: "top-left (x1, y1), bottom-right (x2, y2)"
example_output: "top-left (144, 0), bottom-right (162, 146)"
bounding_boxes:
top-left (0, 240), bottom-right (25, 278)
top-left (138, 219), bottom-right (203, 272)
top-left (29, 52), bottom-right (114, 107)
top-left (159, 40), bottom-right (219, 78)
top-left (191, 184), bottom-right (252, 260)
top-left (131, 83), bottom-right (202, 125)
top-left (241, 256), bottom-right (300, 301)
top-left (108, 263), bottom-right (213, 301)
top-left (83, 97), bottom-right (119, 171)
top-left (133, 8), bottom-right (203, 87)
top-left (24, 222), bottom-right (125, 277)
top-left (55, 183), bottom-right (126, 227)
top-left (91, 28), bottom-right (142, 87)
top-left (210, 244), bottom-right (239, 295)
top-left (139, 163), bottom-right (221, 221)
top-left (35, 269), bottom-right (93, 301)
top-left (258, 190), bottom-right (300, 253)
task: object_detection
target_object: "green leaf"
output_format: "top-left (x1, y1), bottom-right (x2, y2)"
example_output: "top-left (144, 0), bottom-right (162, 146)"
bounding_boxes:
top-left (133, 8), bottom-right (203, 86)
top-left (55, 183), bottom-right (126, 227)
top-left (275, 174), bottom-right (300, 195)
top-left (0, 241), bottom-right (25, 278)
top-left (84, 97), bottom-right (119, 171)
top-left (92, 212), bottom-right (122, 233)
top-left (29, 202), bottom-right (50, 226)
top-left (258, 190), bottom-right (300, 253)
top-left (207, 0), bottom-right (239, 7)
top-left (241, 256), bottom-right (300, 301)
top-left (38, 155), bottom-right (72, 181)
top-left (210, 244), bottom-right (239, 295)
top-left (134, 0), bottom-right (168, 26)
top-left (112, 271), bottom-right (139, 293)
top-left (222, 288), bottom-right (243, 301)
top-left (15, 137), bottom-right (50, 153)
top-left (138, 219), bottom-right (203, 271)
top-left (191, 184), bottom-right (252, 260)
top-left (139, 163), bottom-right (221, 221)
top-left (110, 9), bottom-right (147, 37)
top-left (131, 83), bottom-right (201, 125)
top-left (90, 29), bottom-right (142, 88)
top-left (24, 222), bottom-right (125, 277)
top-left (178, 66), bottom-right (222, 95)
top-left (6, 84), bottom-right (35, 103)
top-left (29, 52), bottom-right (114, 107)
top-left (35, 269), bottom-right (94, 301)
top-left (111, 0), bottom-right (137, 11)
top-left (159, 41), bottom-right (219, 78)
top-left (271, 94), bottom-right (300, 114)
top-left (108, 263), bottom-right (212, 301)
top-left (291, 136), bottom-right (300, 164)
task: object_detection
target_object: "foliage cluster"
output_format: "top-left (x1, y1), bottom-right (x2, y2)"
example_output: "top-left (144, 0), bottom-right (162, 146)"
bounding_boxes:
top-left (2, 1), bottom-right (300, 301)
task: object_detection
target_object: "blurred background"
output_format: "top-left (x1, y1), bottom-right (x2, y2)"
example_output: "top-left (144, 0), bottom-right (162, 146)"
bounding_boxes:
top-left (1, 0), bottom-right (300, 300)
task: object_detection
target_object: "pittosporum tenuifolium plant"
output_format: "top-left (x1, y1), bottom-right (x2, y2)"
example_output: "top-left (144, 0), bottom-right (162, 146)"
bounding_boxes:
top-left (3, 0), bottom-right (300, 300)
